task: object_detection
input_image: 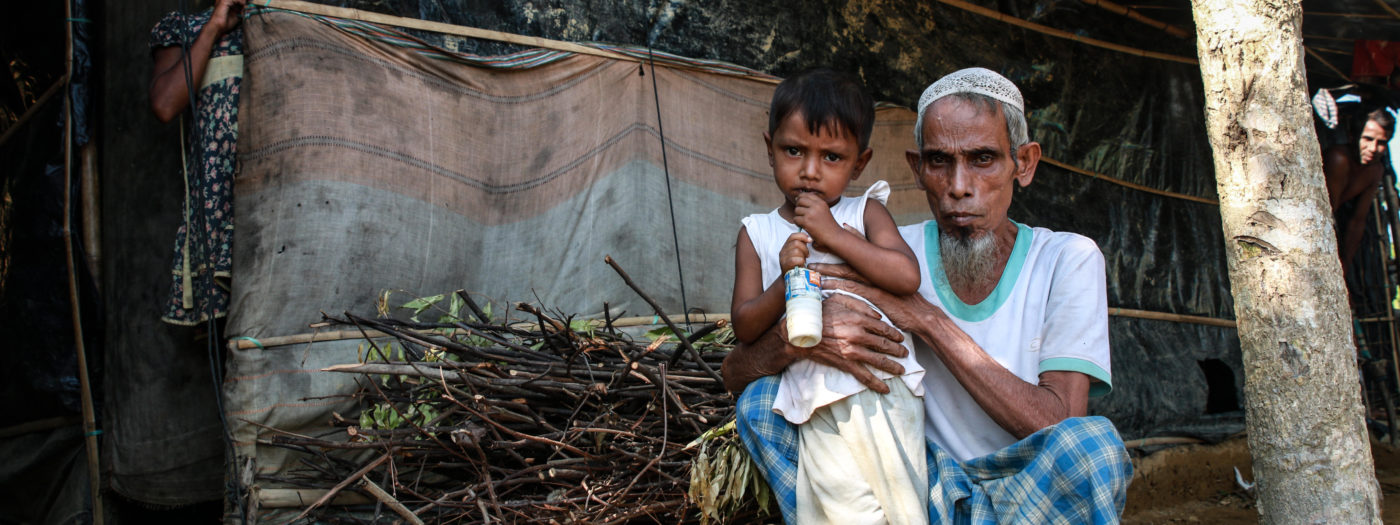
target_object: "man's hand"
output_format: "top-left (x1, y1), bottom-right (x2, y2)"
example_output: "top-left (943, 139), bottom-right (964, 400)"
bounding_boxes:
top-left (815, 263), bottom-right (931, 332)
top-left (797, 294), bottom-right (908, 393)
top-left (779, 232), bottom-right (810, 275)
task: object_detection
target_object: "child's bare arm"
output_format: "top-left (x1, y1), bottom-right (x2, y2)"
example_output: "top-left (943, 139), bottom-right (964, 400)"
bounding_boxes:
top-left (732, 227), bottom-right (801, 343)
top-left (794, 194), bottom-right (919, 295)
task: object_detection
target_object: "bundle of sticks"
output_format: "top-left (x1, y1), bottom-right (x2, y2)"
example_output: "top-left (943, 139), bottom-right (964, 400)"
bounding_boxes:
top-left (259, 257), bottom-right (770, 524)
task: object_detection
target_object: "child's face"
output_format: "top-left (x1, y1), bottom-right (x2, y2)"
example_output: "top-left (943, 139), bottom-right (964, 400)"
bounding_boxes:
top-left (765, 110), bottom-right (871, 210)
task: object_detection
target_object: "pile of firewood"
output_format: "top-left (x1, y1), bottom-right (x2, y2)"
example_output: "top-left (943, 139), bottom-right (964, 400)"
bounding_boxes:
top-left (258, 257), bottom-right (773, 524)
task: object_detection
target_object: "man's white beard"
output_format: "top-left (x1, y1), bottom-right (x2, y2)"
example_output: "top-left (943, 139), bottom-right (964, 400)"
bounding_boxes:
top-left (941, 231), bottom-right (998, 291)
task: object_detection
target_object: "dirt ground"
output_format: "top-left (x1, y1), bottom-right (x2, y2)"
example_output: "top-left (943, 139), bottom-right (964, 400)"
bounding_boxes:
top-left (1123, 436), bottom-right (1400, 524)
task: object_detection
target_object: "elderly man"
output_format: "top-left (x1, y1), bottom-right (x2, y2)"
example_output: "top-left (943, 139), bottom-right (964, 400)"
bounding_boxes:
top-left (721, 68), bottom-right (1133, 523)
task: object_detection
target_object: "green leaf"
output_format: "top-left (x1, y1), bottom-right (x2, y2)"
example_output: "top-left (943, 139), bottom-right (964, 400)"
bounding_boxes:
top-left (449, 292), bottom-right (464, 319)
top-left (402, 294), bottom-right (444, 310)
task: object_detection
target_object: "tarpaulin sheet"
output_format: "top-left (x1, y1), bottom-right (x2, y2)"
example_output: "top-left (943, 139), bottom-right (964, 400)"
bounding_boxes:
top-left (224, 10), bottom-right (935, 486)
top-left (229, 10), bottom-right (932, 341)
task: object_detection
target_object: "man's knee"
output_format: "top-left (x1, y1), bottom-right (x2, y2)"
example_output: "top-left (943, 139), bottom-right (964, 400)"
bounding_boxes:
top-left (1041, 416), bottom-right (1133, 502)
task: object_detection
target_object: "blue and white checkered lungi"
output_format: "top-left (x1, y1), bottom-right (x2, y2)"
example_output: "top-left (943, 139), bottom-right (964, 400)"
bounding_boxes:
top-left (736, 375), bottom-right (1133, 524)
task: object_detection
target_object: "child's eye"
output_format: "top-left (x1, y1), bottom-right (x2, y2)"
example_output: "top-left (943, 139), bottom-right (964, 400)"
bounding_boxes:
top-left (823, 153), bottom-right (842, 162)
top-left (784, 147), bottom-right (801, 156)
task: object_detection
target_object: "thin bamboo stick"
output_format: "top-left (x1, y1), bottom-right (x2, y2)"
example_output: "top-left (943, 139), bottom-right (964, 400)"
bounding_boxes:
top-left (63, 1), bottom-right (103, 521)
top-left (0, 77), bottom-right (67, 148)
top-left (1108, 307), bottom-right (1237, 328)
top-left (1305, 46), bottom-right (1351, 81)
top-left (1042, 157), bottom-right (1218, 205)
top-left (936, 0), bottom-right (1198, 65)
top-left (255, 488), bottom-right (372, 508)
top-left (1078, 0), bottom-right (1191, 38)
top-left (1373, 0), bottom-right (1400, 21)
top-left (1307, 10), bottom-right (1397, 19)
top-left (291, 452), bottom-right (392, 522)
top-left (358, 478), bottom-right (426, 525)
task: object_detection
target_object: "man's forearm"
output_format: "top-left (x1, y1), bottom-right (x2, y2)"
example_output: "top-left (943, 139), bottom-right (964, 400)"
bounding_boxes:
top-left (910, 308), bottom-right (1088, 438)
top-left (720, 324), bottom-right (795, 394)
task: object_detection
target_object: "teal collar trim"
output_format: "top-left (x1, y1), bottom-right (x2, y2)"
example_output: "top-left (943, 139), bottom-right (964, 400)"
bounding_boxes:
top-left (925, 221), bottom-right (1032, 322)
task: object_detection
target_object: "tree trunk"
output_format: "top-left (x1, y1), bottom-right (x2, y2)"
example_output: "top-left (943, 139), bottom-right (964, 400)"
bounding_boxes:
top-left (1191, 0), bottom-right (1381, 522)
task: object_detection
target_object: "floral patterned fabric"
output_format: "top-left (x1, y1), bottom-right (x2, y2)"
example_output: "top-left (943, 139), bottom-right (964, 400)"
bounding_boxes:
top-left (150, 10), bottom-right (242, 325)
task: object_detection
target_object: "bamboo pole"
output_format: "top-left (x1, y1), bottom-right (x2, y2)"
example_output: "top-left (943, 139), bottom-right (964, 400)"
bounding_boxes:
top-left (1107, 307), bottom-right (1237, 328)
top-left (1042, 157), bottom-right (1218, 205)
top-left (936, 0), bottom-right (1198, 64)
top-left (63, 0), bottom-right (103, 522)
top-left (230, 313), bottom-right (731, 350)
top-left (358, 478), bottom-right (425, 525)
top-left (234, 307), bottom-right (1232, 351)
top-left (1078, 0), bottom-right (1191, 38)
top-left (263, 0), bottom-right (641, 62)
top-left (1373, 0), bottom-right (1400, 21)
top-left (1382, 177), bottom-right (1400, 401)
top-left (0, 77), bottom-right (67, 148)
top-left (1305, 46), bottom-right (1352, 81)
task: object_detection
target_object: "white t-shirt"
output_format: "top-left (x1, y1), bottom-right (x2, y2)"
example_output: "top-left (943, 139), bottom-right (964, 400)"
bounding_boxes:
top-left (741, 181), bottom-right (925, 424)
top-left (902, 220), bottom-right (1112, 462)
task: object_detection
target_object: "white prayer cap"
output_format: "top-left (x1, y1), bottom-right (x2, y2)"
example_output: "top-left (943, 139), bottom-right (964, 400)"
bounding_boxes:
top-left (914, 68), bottom-right (1025, 145)
top-left (916, 67), bottom-right (1024, 115)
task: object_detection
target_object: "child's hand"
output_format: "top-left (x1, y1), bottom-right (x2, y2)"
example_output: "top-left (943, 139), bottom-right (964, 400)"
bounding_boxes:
top-left (793, 193), bottom-right (841, 243)
top-left (780, 232), bottom-right (811, 275)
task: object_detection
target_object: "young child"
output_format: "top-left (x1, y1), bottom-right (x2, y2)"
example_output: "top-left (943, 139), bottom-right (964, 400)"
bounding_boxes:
top-left (731, 68), bottom-right (928, 525)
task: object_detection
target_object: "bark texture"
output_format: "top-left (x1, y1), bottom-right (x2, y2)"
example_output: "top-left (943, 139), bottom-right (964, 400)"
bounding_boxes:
top-left (1191, 0), bottom-right (1380, 522)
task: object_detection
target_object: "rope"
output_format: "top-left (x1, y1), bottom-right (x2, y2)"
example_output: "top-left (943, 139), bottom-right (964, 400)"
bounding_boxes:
top-left (648, 47), bottom-right (693, 328)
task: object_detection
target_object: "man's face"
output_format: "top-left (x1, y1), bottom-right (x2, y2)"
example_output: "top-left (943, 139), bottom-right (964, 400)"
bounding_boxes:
top-left (905, 97), bottom-right (1036, 240)
top-left (1360, 119), bottom-right (1390, 166)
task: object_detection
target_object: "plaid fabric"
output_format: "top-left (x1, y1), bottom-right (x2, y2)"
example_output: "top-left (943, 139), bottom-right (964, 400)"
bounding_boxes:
top-left (736, 375), bottom-right (799, 525)
top-left (736, 377), bottom-right (1133, 524)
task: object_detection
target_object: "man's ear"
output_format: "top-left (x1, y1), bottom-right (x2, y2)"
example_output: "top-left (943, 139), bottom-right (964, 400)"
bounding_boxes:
top-left (763, 131), bottom-right (775, 167)
top-left (850, 147), bottom-right (874, 181)
top-left (1014, 142), bottom-right (1041, 187)
top-left (905, 149), bottom-right (925, 189)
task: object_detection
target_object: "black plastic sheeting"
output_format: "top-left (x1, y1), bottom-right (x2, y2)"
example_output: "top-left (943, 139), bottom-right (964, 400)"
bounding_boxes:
top-left (0, 0), bottom-right (103, 522)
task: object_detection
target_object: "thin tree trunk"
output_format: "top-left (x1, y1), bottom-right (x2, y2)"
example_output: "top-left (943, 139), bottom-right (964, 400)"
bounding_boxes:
top-left (1191, 0), bottom-right (1381, 522)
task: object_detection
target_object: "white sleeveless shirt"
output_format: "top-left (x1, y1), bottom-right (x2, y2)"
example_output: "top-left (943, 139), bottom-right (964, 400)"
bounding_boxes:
top-left (740, 181), bottom-right (926, 424)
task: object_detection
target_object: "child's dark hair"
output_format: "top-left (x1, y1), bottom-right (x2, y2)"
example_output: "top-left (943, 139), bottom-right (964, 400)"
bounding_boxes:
top-left (768, 68), bottom-right (876, 150)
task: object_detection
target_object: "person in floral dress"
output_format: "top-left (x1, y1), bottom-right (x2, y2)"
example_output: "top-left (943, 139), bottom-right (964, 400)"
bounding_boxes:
top-left (149, 0), bottom-right (245, 325)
